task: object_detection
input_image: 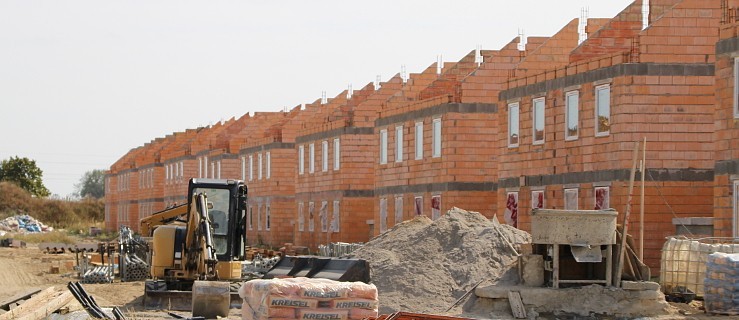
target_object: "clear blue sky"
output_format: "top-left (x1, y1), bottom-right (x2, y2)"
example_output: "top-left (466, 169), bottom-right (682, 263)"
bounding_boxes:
top-left (0, 0), bottom-right (632, 197)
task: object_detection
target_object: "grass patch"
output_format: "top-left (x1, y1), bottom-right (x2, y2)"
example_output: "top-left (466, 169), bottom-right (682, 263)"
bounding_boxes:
top-left (1, 230), bottom-right (77, 244)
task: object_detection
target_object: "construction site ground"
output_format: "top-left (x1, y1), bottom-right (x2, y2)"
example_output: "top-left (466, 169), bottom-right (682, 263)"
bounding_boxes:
top-left (0, 245), bottom-right (719, 319)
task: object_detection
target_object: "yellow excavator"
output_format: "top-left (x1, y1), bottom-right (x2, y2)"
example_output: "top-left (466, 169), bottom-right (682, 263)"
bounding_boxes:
top-left (140, 178), bottom-right (247, 315)
top-left (139, 178), bottom-right (370, 316)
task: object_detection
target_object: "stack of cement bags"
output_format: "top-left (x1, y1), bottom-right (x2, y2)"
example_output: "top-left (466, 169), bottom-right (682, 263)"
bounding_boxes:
top-left (239, 277), bottom-right (378, 320)
top-left (704, 252), bottom-right (739, 315)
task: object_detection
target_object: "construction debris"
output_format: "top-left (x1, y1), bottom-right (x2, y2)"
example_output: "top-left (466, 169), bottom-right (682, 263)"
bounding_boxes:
top-left (0, 215), bottom-right (52, 233)
top-left (0, 286), bottom-right (72, 320)
top-left (67, 281), bottom-right (125, 320)
top-left (350, 207), bottom-right (531, 314)
top-left (318, 242), bottom-right (364, 257)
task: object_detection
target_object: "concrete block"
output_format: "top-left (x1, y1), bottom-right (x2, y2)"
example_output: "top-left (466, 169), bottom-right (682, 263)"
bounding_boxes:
top-left (621, 281), bottom-right (660, 291)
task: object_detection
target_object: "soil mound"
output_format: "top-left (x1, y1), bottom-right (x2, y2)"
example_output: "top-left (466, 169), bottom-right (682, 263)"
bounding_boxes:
top-left (350, 207), bottom-right (531, 314)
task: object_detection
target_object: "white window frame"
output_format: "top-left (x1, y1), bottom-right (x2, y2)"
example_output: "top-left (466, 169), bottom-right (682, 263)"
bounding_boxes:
top-left (257, 204), bottom-right (262, 231)
top-left (431, 195), bottom-right (441, 220)
top-left (332, 200), bottom-right (340, 232)
top-left (266, 151), bottom-right (271, 179)
top-left (298, 145), bottom-right (304, 175)
top-left (414, 196), bottom-right (423, 216)
top-left (198, 157), bottom-right (203, 178)
top-left (309, 143), bottom-right (315, 173)
top-left (210, 162), bottom-right (215, 179)
top-left (734, 57), bottom-right (739, 119)
top-left (320, 200), bottom-right (328, 232)
top-left (733, 180), bottom-right (739, 237)
top-left (380, 129), bottom-right (388, 164)
top-left (508, 103), bottom-right (520, 147)
top-left (258, 153), bottom-right (263, 180)
top-left (395, 126), bottom-right (403, 162)
top-left (204, 156), bottom-right (208, 178)
top-left (415, 121), bottom-right (423, 160)
top-left (532, 97), bottom-right (545, 145)
top-left (595, 84), bottom-right (611, 137)
top-left (395, 196), bottom-right (403, 224)
top-left (265, 203), bottom-right (271, 231)
top-left (564, 188), bottom-right (579, 210)
top-left (241, 157), bottom-right (246, 181)
top-left (432, 118), bottom-right (441, 158)
top-left (594, 186), bottom-right (610, 210)
top-left (248, 206), bottom-right (253, 230)
top-left (531, 190), bottom-right (544, 210)
top-left (298, 202), bottom-right (304, 232)
top-left (216, 160), bottom-right (221, 179)
top-left (379, 198), bottom-right (388, 233)
top-left (249, 155), bottom-right (254, 181)
top-left (565, 91), bottom-right (579, 140)
top-left (308, 202), bottom-right (315, 232)
top-left (322, 140), bottom-right (328, 172)
top-left (333, 138), bottom-right (340, 170)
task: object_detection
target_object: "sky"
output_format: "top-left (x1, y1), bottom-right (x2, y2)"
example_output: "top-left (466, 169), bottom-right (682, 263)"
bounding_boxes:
top-left (0, 0), bottom-right (633, 198)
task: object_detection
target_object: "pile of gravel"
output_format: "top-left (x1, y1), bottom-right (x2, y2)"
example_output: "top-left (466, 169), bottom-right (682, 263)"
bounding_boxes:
top-left (350, 207), bottom-right (531, 314)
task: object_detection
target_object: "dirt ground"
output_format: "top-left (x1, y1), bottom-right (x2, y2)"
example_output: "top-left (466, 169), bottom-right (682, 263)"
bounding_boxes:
top-left (0, 245), bottom-right (727, 320)
top-left (0, 245), bottom-right (242, 319)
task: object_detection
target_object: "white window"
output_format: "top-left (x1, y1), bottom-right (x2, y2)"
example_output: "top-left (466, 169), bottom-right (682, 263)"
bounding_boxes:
top-left (532, 98), bottom-right (545, 144)
top-left (595, 84), bottom-right (611, 136)
top-left (308, 202), bottom-right (315, 232)
top-left (258, 153), bottom-right (263, 180)
top-left (508, 103), bottom-right (519, 147)
top-left (734, 180), bottom-right (739, 237)
top-left (414, 196), bottom-right (423, 216)
top-left (415, 122), bottom-right (423, 159)
top-left (431, 195), bottom-right (441, 220)
top-left (204, 156), bottom-right (208, 178)
top-left (380, 198), bottom-right (388, 233)
top-left (174, 164), bottom-right (179, 181)
top-left (395, 196), bottom-right (403, 224)
top-left (322, 140), bottom-right (328, 172)
top-left (216, 160), bottom-right (221, 179)
top-left (734, 58), bottom-right (739, 118)
top-left (249, 155), bottom-right (254, 181)
top-left (432, 118), bottom-right (441, 157)
top-left (595, 187), bottom-right (610, 210)
top-left (198, 157), bottom-right (203, 178)
top-left (265, 204), bottom-right (271, 231)
top-left (180, 161), bottom-right (184, 180)
top-left (395, 126), bottom-right (403, 162)
top-left (309, 143), bottom-right (315, 173)
top-left (532, 190), bottom-right (544, 210)
top-left (320, 201), bottom-right (328, 232)
top-left (333, 138), bottom-right (340, 170)
top-left (298, 202), bottom-right (304, 232)
top-left (248, 206), bottom-right (253, 230)
top-left (210, 162), bottom-right (215, 179)
top-left (241, 157), bottom-right (246, 181)
top-left (257, 204), bottom-right (262, 231)
top-left (298, 145), bottom-right (305, 175)
top-left (332, 200), bottom-right (340, 232)
top-left (380, 129), bottom-right (388, 164)
top-left (504, 192), bottom-right (518, 227)
top-left (565, 91), bottom-right (579, 140)
top-left (564, 188), bottom-right (579, 210)
top-left (266, 152), bottom-right (271, 179)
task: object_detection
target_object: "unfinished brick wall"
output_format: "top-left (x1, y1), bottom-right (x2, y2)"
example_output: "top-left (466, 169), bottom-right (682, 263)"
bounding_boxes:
top-left (713, 6), bottom-right (739, 236)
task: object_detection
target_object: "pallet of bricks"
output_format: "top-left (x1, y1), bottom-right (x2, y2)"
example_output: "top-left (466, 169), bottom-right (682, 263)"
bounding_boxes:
top-left (704, 252), bottom-right (739, 315)
top-left (239, 277), bottom-right (378, 320)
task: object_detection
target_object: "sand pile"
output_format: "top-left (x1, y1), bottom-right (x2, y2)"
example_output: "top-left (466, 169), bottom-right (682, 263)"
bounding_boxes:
top-left (350, 207), bottom-right (531, 314)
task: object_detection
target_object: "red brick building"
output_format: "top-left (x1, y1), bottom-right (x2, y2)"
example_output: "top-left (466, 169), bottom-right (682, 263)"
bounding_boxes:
top-left (105, 0), bottom-right (733, 269)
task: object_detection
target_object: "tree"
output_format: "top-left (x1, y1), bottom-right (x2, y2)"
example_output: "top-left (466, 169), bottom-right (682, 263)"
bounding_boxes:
top-left (75, 169), bottom-right (105, 199)
top-left (0, 156), bottom-right (50, 197)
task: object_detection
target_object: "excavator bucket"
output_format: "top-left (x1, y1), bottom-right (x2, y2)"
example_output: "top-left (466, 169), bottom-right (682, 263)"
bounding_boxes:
top-left (263, 256), bottom-right (371, 283)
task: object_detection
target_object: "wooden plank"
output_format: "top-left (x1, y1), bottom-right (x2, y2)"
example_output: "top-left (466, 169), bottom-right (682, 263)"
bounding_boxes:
top-left (0, 288), bottom-right (42, 311)
top-left (0, 287), bottom-right (58, 320)
top-left (615, 141), bottom-right (640, 287)
top-left (17, 291), bottom-right (73, 320)
top-left (508, 291), bottom-right (527, 319)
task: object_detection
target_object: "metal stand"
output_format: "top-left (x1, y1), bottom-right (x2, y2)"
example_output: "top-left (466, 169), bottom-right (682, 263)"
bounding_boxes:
top-left (548, 244), bottom-right (613, 288)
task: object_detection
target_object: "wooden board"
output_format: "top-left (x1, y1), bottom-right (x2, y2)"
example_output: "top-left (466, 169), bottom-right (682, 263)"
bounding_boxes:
top-left (0, 288), bottom-right (42, 311)
top-left (508, 291), bottom-right (526, 319)
top-left (0, 287), bottom-right (59, 320)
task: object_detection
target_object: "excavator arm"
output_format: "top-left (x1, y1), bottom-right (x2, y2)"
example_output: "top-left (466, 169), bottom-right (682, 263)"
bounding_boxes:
top-left (184, 193), bottom-right (219, 280)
